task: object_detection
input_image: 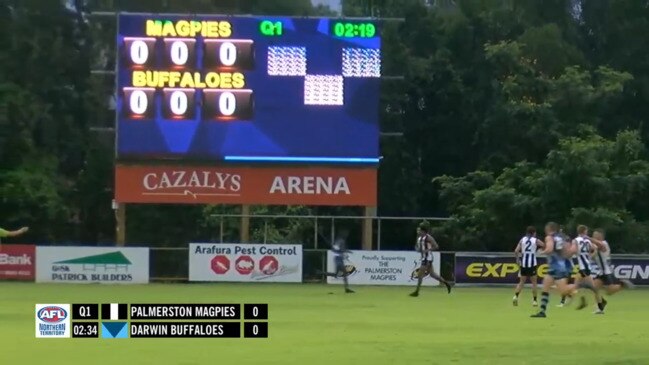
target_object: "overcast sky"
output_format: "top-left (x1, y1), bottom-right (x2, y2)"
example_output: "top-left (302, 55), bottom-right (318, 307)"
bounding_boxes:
top-left (312, 0), bottom-right (342, 13)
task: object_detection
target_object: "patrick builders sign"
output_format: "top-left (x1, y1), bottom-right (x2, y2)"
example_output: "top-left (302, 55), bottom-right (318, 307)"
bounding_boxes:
top-left (115, 165), bottom-right (376, 206)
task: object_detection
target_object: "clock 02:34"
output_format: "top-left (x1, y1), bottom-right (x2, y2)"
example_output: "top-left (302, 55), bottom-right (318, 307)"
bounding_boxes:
top-left (72, 322), bottom-right (99, 338)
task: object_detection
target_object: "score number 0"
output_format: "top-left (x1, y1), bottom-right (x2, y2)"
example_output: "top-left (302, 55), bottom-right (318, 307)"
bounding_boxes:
top-left (129, 89), bottom-right (150, 115)
top-left (125, 87), bottom-right (251, 120)
top-left (125, 37), bottom-right (253, 70)
top-left (161, 89), bottom-right (238, 118)
top-left (203, 89), bottom-right (253, 120)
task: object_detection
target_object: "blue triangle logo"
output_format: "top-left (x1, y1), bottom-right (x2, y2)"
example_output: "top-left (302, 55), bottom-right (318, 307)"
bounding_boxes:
top-left (102, 322), bottom-right (128, 338)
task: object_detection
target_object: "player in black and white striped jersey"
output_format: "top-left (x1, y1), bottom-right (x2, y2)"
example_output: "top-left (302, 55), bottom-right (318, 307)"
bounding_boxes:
top-left (574, 225), bottom-right (595, 279)
top-left (588, 229), bottom-right (634, 314)
top-left (513, 226), bottom-right (543, 307)
top-left (409, 222), bottom-right (452, 297)
top-left (569, 225), bottom-right (599, 309)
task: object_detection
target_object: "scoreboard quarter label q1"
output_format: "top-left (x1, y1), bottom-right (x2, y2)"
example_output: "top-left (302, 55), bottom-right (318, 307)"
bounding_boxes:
top-left (117, 15), bottom-right (381, 162)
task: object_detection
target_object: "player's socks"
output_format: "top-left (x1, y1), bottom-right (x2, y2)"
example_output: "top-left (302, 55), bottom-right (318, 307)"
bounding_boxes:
top-left (532, 292), bottom-right (549, 317)
top-left (539, 292), bottom-right (549, 314)
top-left (576, 296), bottom-right (587, 310)
top-left (601, 298), bottom-right (608, 310)
top-left (563, 294), bottom-right (574, 306)
top-left (444, 281), bottom-right (452, 294)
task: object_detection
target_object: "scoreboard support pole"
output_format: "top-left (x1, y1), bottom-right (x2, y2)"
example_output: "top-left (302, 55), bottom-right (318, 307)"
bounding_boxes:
top-left (116, 203), bottom-right (126, 246)
top-left (362, 206), bottom-right (376, 250)
top-left (240, 205), bottom-right (250, 243)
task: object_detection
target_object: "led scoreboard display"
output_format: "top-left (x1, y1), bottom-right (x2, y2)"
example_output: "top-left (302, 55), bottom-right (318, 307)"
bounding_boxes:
top-left (117, 14), bottom-right (381, 163)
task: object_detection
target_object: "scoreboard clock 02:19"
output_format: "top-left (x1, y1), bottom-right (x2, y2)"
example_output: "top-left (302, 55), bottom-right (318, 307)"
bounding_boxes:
top-left (332, 22), bottom-right (377, 38)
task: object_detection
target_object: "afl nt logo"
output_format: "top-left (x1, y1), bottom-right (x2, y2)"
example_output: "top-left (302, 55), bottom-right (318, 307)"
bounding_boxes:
top-left (38, 306), bottom-right (68, 323)
top-left (35, 304), bottom-right (71, 338)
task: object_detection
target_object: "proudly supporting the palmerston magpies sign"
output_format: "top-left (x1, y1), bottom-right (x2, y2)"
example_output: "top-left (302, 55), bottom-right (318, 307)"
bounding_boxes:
top-left (327, 250), bottom-right (441, 286)
top-left (36, 246), bottom-right (150, 284)
top-left (189, 243), bottom-right (302, 282)
top-left (454, 252), bottom-right (649, 285)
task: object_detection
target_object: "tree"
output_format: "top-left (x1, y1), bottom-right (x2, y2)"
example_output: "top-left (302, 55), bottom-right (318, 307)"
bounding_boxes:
top-left (435, 130), bottom-right (649, 253)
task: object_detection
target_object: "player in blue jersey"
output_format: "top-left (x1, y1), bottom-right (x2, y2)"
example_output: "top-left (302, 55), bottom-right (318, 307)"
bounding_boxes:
top-left (324, 229), bottom-right (354, 293)
top-left (531, 222), bottom-right (597, 318)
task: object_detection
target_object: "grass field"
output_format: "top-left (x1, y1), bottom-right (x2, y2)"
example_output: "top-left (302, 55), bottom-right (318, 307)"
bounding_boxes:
top-left (2, 282), bottom-right (647, 365)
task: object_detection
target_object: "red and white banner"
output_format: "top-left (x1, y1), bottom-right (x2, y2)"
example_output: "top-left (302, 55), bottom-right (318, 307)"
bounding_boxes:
top-left (115, 165), bottom-right (377, 206)
top-left (0, 244), bottom-right (35, 280)
top-left (189, 243), bottom-right (302, 282)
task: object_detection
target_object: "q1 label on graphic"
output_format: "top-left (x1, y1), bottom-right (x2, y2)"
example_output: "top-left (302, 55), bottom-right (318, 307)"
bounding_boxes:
top-left (35, 304), bottom-right (71, 338)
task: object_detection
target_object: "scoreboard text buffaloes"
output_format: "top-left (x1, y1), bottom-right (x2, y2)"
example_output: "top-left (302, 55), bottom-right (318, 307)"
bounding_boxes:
top-left (117, 14), bottom-right (381, 163)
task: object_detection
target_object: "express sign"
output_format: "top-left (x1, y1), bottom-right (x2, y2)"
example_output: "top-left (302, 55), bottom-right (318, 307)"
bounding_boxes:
top-left (455, 253), bottom-right (649, 285)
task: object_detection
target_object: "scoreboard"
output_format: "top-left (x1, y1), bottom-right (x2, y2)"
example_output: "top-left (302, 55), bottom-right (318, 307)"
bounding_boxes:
top-left (36, 303), bottom-right (268, 339)
top-left (117, 14), bottom-right (382, 163)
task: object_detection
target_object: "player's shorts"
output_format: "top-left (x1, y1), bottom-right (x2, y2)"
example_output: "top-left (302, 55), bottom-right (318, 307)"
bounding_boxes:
top-left (594, 274), bottom-right (618, 286)
top-left (549, 261), bottom-right (570, 280)
top-left (334, 256), bottom-right (345, 268)
top-left (420, 259), bottom-right (433, 267)
top-left (579, 268), bottom-right (591, 278)
top-left (549, 270), bottom-right (571, 280)
top-left (565, 259), bottom-right (574, 270)
top-left (334, 256), bottom-right (345, 274)
top-left (519, 266), bottom-right (538, 277)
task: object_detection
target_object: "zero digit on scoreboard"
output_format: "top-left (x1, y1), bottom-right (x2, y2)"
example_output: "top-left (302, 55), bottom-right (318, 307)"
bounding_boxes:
top-left (203, 39), bottom-right (255, 70)
top-left (162, 88), bottom-right (196, 119)
top-left (122, 87), bottom-right (156, 119)
top-left (123, 37), bottom-right (157, 68)
top-left (202, 89), bottom-right (254, 120)
top-left (163, 38), bottom-right (197, 69)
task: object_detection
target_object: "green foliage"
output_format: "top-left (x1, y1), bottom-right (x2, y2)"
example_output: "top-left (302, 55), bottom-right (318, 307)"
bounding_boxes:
top-left (437, 131), bottom-right (649, 252)
top-left (0, 158), bottom-right (68, 239)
